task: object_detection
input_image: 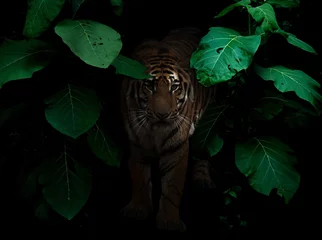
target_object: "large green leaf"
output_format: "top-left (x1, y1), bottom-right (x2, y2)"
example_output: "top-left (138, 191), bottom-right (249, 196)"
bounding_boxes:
top-left (0, 39), bottom-right (53, 88)
top-left (251, 97), bottom-right (284, 121)
top-left (111, 54), bottom-right (150, 79)
top-left (266, 0), bottom-right (300, 8)
top-left (274, 29), bottom-right (317, 54)
top-left (190, 103), bottom-right (229, 159)
top-left (235, 136), bottom-right (300, 203)
top-left (55, 19), bottom-right (122, 68)
top-left (23, 0), bottom-right (65, 38)
top-left (44, 84), bottom-right (100, 139)
top-left (250, 88), bottom-right (318, 121)
top-left (254, 65), bottom-right (322, 109)
top-left (190, 27), bottom-right (261, 87)
top-left (214, 0), bottom-right (250, 19)
top-left (87, 124), bottom-right (121, 167)
top-left (39, 150), bottom-right (92, 220)
top-left (247, 3), bottom-right (279, 32)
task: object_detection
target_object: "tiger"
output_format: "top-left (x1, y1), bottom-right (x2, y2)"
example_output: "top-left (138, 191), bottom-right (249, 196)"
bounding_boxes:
top-left (120, 27), bottom-right (217, 232)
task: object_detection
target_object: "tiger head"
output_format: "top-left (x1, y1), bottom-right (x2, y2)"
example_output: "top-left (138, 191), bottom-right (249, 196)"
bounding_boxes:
top-left (135, 59), bottom-right (195, 126)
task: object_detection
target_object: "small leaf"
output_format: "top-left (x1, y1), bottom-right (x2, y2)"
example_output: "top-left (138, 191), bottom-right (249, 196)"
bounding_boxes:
top-left (110, 0), bottom-right (123, 16)
top-left (110, 0), bottom-right (123, 6)
top-left (266, 0), bottom-right (300, 8)
top-left (0, 39), bottom-right (53, 88)
top-left (240, 220), bottom-right (248, 226)
top-left (0, 102), bottom-right (28, 128)
top-left (247, 3), bottom-right (279, 32)
top-left (40, 149), bottom-right (92, 220)
top-left (254, 65), bottom-right (322, 109)
top-left (35, 198), bottom-right (51, 220)
top-left (206, 134), bottom-right (224, 157)
top-left (190, 103), bottom-right (229, 159)
top-left (45, 84), bottom-right (100, 139)
top-left (250, 90), bottom-right (285, 121)
top-left (228, 190), bottom-right (237, 198)
top-left (87, 124), bottom-right (121, 167)
top-left (274, 29), bottom-right (317, 54)
top-left (111, 54), bottom-right (150, 79)
top-left (23, 0), bottom-right (65, 38)
top-left (70, 0), bottom-right (87, 18)
top-left (190, 27), bottom-right (260, 86)
top-left (214, 0), bottom-right (250, 18)
top-left (224, 196), bottom-right (232, 206)
top-left (21, 170), bottom-right (38, 199)
top-left (55, 19), bottom-right (122, 68)
top-left (235, 136), bottom-right (300, 203)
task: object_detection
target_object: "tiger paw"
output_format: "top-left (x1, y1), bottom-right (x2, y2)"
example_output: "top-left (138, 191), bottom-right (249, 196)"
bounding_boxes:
top-left (193, 174), bottom-right (216, 189)
top-left (120, 201), bottom-right (153, 221)
top-left (156, 213), bottom-right (186, 232)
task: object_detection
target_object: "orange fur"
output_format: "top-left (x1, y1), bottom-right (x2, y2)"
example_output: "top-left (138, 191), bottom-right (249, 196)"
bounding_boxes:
top-left (120, 28), bottom-right (217, 231)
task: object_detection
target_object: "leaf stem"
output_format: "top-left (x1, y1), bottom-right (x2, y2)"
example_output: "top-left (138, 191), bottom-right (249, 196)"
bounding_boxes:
top-left (248, 13), bottom-right (251, 35)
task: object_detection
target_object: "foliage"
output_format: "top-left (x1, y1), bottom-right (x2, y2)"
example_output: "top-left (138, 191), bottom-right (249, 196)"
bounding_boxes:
top-left (0, 0), bottom-right (146, 220)
top-left (0, 0), bottom-right (319, 225)
top-left (190, 0), bottom-right (320, 206)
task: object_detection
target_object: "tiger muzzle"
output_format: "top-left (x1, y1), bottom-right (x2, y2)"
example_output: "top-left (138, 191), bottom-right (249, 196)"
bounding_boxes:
top-left (154, 112), bottom-right (171, 120)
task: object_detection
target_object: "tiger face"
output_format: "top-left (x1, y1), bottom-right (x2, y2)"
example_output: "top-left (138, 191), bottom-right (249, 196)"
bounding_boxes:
top-left (137, 62), bottom-right (195, 126)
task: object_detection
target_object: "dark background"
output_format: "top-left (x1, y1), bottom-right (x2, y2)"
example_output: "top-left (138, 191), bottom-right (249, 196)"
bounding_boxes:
top-left (0, 0), bottom-right (320, 238)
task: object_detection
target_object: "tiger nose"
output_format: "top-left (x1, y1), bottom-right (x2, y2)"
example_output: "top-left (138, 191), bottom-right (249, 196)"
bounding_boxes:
top-left (155, 112), bottom-right (171, 119)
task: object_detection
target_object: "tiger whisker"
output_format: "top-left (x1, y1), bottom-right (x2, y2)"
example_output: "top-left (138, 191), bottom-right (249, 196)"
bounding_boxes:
top-left (136, 117), bottom-right (147, 134)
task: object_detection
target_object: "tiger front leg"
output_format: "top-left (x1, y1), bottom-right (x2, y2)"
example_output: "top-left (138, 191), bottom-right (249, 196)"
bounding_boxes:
top-left (121, 145), bottom-right (153, 221)
top-left (156, 142), bottom-right (188, 232)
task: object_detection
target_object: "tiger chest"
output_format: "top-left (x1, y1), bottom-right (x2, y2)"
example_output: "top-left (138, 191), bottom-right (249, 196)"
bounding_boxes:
top-left (132, 123), bottom-right (183, 156)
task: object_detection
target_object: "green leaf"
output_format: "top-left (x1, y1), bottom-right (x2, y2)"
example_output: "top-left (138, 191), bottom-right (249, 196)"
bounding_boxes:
top-left (240, 220), bottom-right (248, 226)
top-left (111, 54), bottom-right (150, 79)
top-left (254, 65), bottom-right (322, 109)
top-left (23, 0), bottom-right (65, 38)
top-left (110, 0), bottom-right (123, 6)
top-left (190, 27), bottom-right (261, 86)
top-left (0, 102), bottom-right (28, 128)
top-left (282, 110), bottom-right (317, 129)
top-left (207, 134), bottom-right (224, 157)
top-left (70, 0), bottom-right (87, 18)
top-left (21, 170), bottom-right (38, 199)
top-left (250, 90), bottom-right (285, 121)
top-left (35, 198), bottom-right (51, 220)
top-left (110, 0), bottom-right (123, 16)
top-left (190, 103), bottom-right (229, 159)
top-left (265, 0), bottom-right (300, 8)
top-left (55, 19), bottom-right (122, 68)
top-left (228, 190), bottom-right (237, 198)
top-left (255, 25), bottom-right (271, 45)
top-left (0, 39), bottom-right (53, 88)
top-left (251, 88), bottom-right (317, 122)
top-left (274, 29), bottom-right (317, 54)
top-left (40, 150), bottom-right (92, 220)
top-left (247, 3), bottom-right (280, 32)
top-left (45, 84), bottom-right (100, 139)
top-left (214, 0), bottom-right (250, 18)
top-left (87, 124), bottom-right (121, 167)
top-left (235, 136), bottom-right (300, 203)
